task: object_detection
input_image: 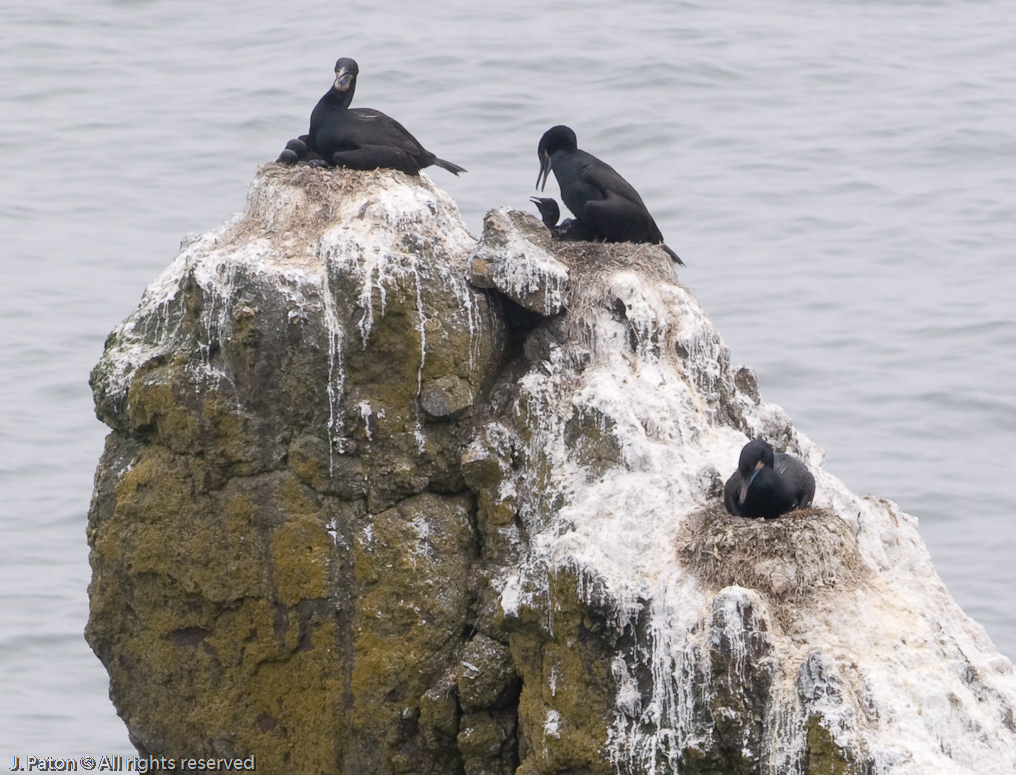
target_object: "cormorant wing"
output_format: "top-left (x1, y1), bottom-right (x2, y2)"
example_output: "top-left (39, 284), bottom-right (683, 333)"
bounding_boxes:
top-left (774, 453), bottom-right (816, 509)
top-left (565, 152), bottom-right (662, 244)
top-left (723, 471), bottom-right (745, 516)
top-left (583, 191), bottom-right (661, 243)
top-left (571, 161), bottom-right (659, 243)
top-left (346, 108), bottom-right (428, 155)
top-left (576, 151), bottom-right (650, 209)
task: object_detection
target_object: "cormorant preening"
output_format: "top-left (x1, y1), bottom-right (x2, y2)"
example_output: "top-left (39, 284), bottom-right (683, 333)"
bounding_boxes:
top-left (723, 439), bottom-right (815, 519)
top-left (279, 58), bottom-right (466, 176)
top-left (535, 125), bottom-right (682, 265)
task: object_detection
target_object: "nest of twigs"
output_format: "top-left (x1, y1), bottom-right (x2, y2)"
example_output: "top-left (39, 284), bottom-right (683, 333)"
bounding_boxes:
top-left (677, 504), bottom-right (869, 605)
top-left (549, 240), bottom-right (679, 313)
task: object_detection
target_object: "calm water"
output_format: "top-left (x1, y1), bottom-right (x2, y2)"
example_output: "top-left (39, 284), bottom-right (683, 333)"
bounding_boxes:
top-left (2, 0), bottom-right (1014, 754)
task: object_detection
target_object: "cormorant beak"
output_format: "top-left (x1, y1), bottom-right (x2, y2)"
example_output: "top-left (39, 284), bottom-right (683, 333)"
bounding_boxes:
top-left (334, 69), bottom-right (355, 92)
top-left (738, 461), bottom-right (765, 504)
top-left (536, 152), bottom-right (552, 191)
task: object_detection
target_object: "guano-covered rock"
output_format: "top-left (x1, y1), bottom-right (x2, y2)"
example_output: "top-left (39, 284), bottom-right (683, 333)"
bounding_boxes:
top-left (87, 165), bottom-right (1016, 775)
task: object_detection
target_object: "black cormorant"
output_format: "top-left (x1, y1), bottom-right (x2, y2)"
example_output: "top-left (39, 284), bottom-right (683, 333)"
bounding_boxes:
top-left (310, 58), bottom-right (465, 175)
top-left (723, 439), bottom-right (815, 519)
top-left (536, 125), bottom-right (682, 264)
top-left (280, 58), bottom-right (465, 176)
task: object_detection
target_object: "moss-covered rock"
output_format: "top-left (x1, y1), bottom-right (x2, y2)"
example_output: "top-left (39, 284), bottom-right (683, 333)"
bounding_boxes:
top-left (87, 167), bottom-right (503, 774)
top-left (88, 165), bottom-right (1016, 775)
top-left (502, 570), bottom-right (614, 775)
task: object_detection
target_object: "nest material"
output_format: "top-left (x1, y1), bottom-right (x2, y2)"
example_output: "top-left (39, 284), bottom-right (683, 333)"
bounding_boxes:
top-left (677, 504), bottom-right (869, 604)
top-left (550, 239), bottom-right (679, 313)
top-left (526, 235), bottom-right (684, 359)
top-left (226, 163), bottom-right (422, 246)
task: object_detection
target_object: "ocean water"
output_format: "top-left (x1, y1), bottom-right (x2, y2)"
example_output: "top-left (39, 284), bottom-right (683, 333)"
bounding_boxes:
top-left (2, 0), bottom-right (1014, 754)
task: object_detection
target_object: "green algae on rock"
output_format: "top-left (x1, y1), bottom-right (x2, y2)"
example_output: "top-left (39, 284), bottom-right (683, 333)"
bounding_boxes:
top-left (88, 165), bottom-right (503, 773)
top-left (88, 166), bottom-right (1016, 774)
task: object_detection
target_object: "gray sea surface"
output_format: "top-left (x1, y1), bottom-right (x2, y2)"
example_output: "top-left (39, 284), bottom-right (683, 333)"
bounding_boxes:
top-left (2, 0), bottom-right (1014, 754)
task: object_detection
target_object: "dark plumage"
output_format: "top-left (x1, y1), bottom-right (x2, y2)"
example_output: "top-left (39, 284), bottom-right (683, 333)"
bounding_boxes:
top-left (723, 439), bottom-right (815, 519)
top-left (301, 58), bottom-right (465, 176)
top-left (277, 134), bottom-right (326, 166)
top-left (536, 125), bottom-right (682, 265)
top-left (529, 196), bottom-right (594, 241)
top-left (530, 196), bottom-right (561, 229)
top-left (285, 138), bottom-right (308, 156)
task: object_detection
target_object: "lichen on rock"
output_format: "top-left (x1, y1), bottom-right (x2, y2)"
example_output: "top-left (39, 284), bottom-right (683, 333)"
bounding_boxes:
top-left (88, 166), bottom-right (1016, 775)
top-left (88, 165), bottom-right (504, 773)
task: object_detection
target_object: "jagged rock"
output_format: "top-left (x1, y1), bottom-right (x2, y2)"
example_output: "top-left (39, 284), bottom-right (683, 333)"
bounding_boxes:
top-left (457, 634), bottom-right (517, 713)
top-left (421, 375), bottom-right (474, 419)
top-left (87, 166), bottom-right (502, 774)
top-left (88, 165), bottom-right (1016, 775)
top-left (706, 587), bottom-right (775, 775)
top-left (458, 710), bottom-right (516, 775)
top-left (468, 208), bottom-right (567, 316)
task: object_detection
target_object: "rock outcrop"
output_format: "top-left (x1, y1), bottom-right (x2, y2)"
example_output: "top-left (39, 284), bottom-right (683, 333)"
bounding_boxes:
top-left (88, 166), bottom-right (1016, 774)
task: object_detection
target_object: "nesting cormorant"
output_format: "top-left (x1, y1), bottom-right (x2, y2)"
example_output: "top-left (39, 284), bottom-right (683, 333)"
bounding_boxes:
top-left (292, 58), bottom-right (465, 176)
top-left (536, 125), bottom-right (682, 265)
top-left (529, 196), bottom-right (594, 241)
top-left (723, 439), bottom-right (815, 519)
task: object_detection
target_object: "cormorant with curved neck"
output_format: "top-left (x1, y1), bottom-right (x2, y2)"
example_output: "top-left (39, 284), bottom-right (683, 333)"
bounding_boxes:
top-left (536, 125), bottom-right (682, 264)
top-left (723, 439), bottom-right (815, 519)
top-left (281, 58), bottom-right (466, 176)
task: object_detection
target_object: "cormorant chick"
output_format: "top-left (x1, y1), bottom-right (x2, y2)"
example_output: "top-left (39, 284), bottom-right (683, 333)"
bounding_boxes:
top-left (529, 196), bottom-right (594, 241)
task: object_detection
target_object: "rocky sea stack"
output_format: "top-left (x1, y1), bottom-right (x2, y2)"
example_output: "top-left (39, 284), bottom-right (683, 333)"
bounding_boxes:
top-left (88, 165), bottom-right (1016, 774)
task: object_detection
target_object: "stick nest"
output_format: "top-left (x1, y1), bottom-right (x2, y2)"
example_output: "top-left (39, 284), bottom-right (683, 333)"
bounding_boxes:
top-left (677, 504), bottom-right (870, 604)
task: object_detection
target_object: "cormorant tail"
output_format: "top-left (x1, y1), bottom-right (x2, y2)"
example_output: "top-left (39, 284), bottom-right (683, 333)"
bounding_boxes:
top-left (662, 243), bottom-right (685, 266)
top-left (432, 157), bottom-right (467, 175)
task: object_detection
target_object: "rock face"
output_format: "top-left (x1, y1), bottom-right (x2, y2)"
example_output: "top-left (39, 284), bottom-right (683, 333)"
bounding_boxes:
top-left (88, 166), bottom-right (1016, 775)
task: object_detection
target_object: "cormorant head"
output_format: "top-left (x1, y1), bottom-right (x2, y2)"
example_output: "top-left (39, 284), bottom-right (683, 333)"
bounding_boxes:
top-left (333, 58), bottom-right (359, 95)
top-left (529, 197), bottom-right (561, 229)
top-left (737, 438), bottom-right (775, 504)
top-left (536, 125), bottom-right (578, 190)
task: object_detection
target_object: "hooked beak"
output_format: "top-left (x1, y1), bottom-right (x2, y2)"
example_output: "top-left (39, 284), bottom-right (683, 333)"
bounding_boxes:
top-left (738, 461), bottom-right (764, 504)
top-left (536, 152), bottom-right (551, 191)
top-left (334, 69), bottom-right (355, 92)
